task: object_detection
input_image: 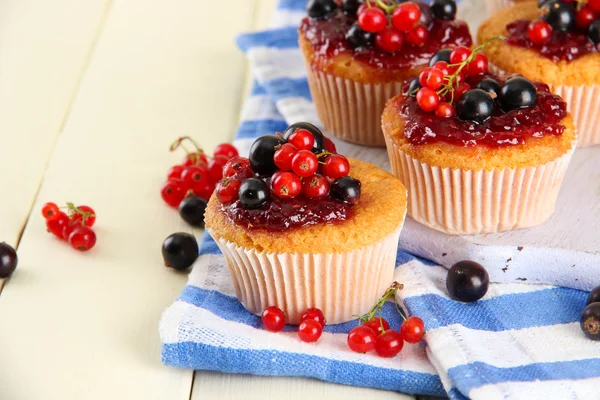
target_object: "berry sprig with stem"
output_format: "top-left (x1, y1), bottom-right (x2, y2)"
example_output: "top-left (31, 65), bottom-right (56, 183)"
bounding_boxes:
top-left (169, 136), bottom-right (207, 166)
top-left (365, 0), bottom-right (397, 14)
top-left (357, 281), bottom-right (404, 327)
top-left (65, 202), bottom-right (96, 226)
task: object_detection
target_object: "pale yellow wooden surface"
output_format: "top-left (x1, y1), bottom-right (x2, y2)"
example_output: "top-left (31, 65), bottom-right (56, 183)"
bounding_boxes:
top-left (0, 0), bottom-right (416, 399)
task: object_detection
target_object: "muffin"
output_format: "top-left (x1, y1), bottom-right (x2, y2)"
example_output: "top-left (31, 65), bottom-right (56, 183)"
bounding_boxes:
top-left (382, 47), bottom-right (576, 234)
top-left (485, 0), bottom-right (534, 16)
top-left (205, 122), bottom-right (407, 324)
top-left (478, 2), bottom-right (600, 146)
top-left (299, 0), bottom-right (472, 147)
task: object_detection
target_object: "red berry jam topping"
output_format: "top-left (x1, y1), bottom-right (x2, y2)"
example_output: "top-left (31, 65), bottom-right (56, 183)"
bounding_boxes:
top-left (506, 1), bottom-right (600, 62)
top-left (216, 122), bottom-right (361, 231)
top-left (300, 0), bottom-right (472, 71)
top-left (402, 40), bottom-right (567, 147)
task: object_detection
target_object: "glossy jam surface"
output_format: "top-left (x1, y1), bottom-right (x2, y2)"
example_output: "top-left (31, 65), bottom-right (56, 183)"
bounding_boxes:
top-left (221, 191), bottom-right (351, 231)
top-left (506, 19), bottom-right (597, 62)
top-left (402, 75), bottom-right (568, 147)
top-left (299, 11), bottom-right (472, 70)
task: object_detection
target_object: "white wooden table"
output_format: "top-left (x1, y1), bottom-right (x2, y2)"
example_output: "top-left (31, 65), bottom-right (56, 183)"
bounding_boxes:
top-left (0, 1), bottom-right (418, 399)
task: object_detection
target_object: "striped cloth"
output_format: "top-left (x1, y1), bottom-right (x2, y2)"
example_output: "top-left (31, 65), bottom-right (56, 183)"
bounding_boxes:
top-left (160, 1), bottom-right (600, 399)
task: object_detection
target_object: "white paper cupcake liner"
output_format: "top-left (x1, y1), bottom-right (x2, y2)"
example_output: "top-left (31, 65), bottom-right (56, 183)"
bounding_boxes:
top-left (489, 63), bottom-right (600, 147)
top-left (384, 137), bottom-right (575, 234)
top-left (208, 224), bottom-right (404, 325)
top-left (305, 67), bottom-right (404, 148)
top-left (484, 0), bottom-right (516, 15)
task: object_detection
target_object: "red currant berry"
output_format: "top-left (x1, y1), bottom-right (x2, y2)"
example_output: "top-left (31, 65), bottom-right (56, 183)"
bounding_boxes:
top-left (416, 87), bottom-right (440, 111)
top-left (261, 306), bottom-right (286, 332)
top-left (364, 316), bottom-right (391, 336)
top-left (302, 174), bottom-right (330, 199)
top-left (161, 180), bottom-right (187, 208)
top-left (42, 202), bottom-right (60, 220)
top-left (181, 165), bottom-right (211, 188)
top-left (46, 212), bottom-right (70, 239)
top-left (375, 28), bottom-right (404, 53)
top-left (576, 7), bottom-right (596, 30)
top-left (167, 165), bottom-right (185, 180)
top-left (436, 102), bottom-right (455, 118)
top-left (300, 307), bottom-right (326, 328)
top-left (466, 53), bottom-right (488, 76)
top-left (418, 67), bottom-right (432, 87)
top-left (433, 61), bottom-right (450, 75)
top-left (183, 152), bottom-right (208, 167)
top-left (71, 205), bottom-right (96, 227)
top-left (400, 316), bottom-right (425, 344)
top-left (454, 82), bottom-right (471, 99)
top-left (324, 137), bottom-right (337, 154)
top-left (391, 2), bottom-right (422, 32)
top-left (358, 7), bottom-right (386, 33)
top-left (288, 129), bottom-right (315, 151)
top-left (588, 0), bottom-right (600, 13)
top-left (208, 156), bottom-right (229, 182)
top-left (68, 226), bottom-right (96, 252)
top-left (406, 24), bottom-right (429, 46)
top-left (191, 179), bottom-right (216, 201)
top-left (273, 143), bottom-right (299, 171)
top-left (322, 154), bottom-right (350, 180)
top-left (291, 150), bottom-right (319, 177)
top-left (298, 319), bottom-right (323, 343)
top-left (216, 178), bottom-right (241, 204)
top-left (375, 331), bottom-right (404, 358)
top-left (423, 67), bottom-right (445, 90)
top-left (271, 171), bottom-right (302, 199)
top-left (347, 326), bottom-right (377, 353)
top-left (213, 143), bottom-right (238, 159)
top-left (223, 156), bottom-right (253, 180)
top-left (62, 221), bottom-right (77, 241)
top-left (527, 20), bottom-right (552, 45)
top-left (449, 46), bottom-right (472, 64)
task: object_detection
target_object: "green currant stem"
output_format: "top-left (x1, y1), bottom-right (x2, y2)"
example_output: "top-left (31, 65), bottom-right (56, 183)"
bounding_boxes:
top-left (169, 136), bottom-right (205, 154)
top-left (358, 281), bottom-right (404, 324)
top-left (65, 202), bottom-right (95, 226)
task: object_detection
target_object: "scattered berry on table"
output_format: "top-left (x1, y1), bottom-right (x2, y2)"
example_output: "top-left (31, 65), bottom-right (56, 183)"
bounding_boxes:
top-left (581, 303), bottom-right (600, 341)
top-left (208, 156), bottom-right (229, 182)
top-left (167, 165), bottom-right (185, 181)
top-left (587, 286), bottom-right (600, 306)
top-left (375, 330), bottom-right (404, 357)
top-left (213, 143), bottom-right (239, 160)
top-left (46, 212), bottom-right (70, 239)
top-left (41, 202), bottom-right (60, 220)
top-left (400, 316), bottom-right (425, 344)
top-left (70, 205), bottom-right (96, 227)
top-left (300, 307), bottom-right (326, 328)
top-left (298, 319), bottom-right (323, 343)
top-left (162, 232), bottom-right (199, 271)
top-left (43, 203), bottom-right (98, 252)
top-left (68, 226), bottom-right (97, 252)
top-left (0, 242), bottom-right (18, 279)
top-left (161, 180), bottom-right (187, 208)
top-left (261, 306), bottom-right (286, 332)
top-left (446, 260), bottom-right (489, 303)
top-left (347, 326), bottom-right (377, 353)
top-left (178, 194), bottom-right (208, 228)
top-left (183, 152), bottom-right (208, 167)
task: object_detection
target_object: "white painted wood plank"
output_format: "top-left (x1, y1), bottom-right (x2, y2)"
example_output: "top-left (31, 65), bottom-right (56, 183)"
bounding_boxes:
top-left (192, 371), bottom-right (417, 400)
top-left (0, 0), bottom-right (256, 399)
top-left (0, 0), bottom-right (110, 246)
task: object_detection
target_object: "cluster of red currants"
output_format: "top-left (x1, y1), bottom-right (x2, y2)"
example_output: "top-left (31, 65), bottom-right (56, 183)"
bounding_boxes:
top-left (161, 137), bottom-right (239, 208)
top-left (528, 0), bottom-right (600, 46)
top-left (42, 202), bottom-right (97, 251)
top-left (262, 306), bottom-right (327, 343)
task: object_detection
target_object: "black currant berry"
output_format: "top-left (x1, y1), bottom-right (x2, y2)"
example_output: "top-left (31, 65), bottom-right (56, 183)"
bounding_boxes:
top-left (346, 23), bottom-right (375, 49)
top-left (581, 303), bottom-right (600, 341)
top-left (588, 20), bottom-right (600, 45)
top-left (239, 178), bottom-right (270, 209)
top-left (0, 242), bottom-right (18, 279)
top-left (331, 177), bottom-right (361, 205)
top-left (446, 260), bottom-right (490, 303)
top-left (500, 77), bottom-right (537, 111)
top-left (283, 122), bottom-right (325, 154)
top-left (428, 48), bottom-right (453, 66)
top-left (341, 0), bottom-right (360, 14)
top-left (476, 78), bottom-right (502, 98)
top-left (456, 89), bottom-right (495, 123)
top-left (542, 1), bottom-right (575, 32)
top-left (415, 1), bottom-right (434, 27)
top-left (249, 134), bottom-right (286, 175)
top-left (162, 233), bottom-right (199, 271)
top-left (406, 77), bottom-right (421, 97)
top-left (587, 286), bottom-right (600, 306)
top-left (307, 0), bottom-right (337, 19)
top-left (178, 194), bottom-right (207, 228)
top-left (430, 0), bottom-right (456, 20)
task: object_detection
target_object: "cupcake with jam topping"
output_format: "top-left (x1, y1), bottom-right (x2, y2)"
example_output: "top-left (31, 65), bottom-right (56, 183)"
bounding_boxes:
top-left (485, 0), bottom-right (535, 16)
top-left (299, 0), bottom-right (472, 147)
top-left (382, 43), bottom-right (576, 234)
top-left (478, 1), bottom-right (600, 146)
top-left (205, 122), bottom-right (407, 324)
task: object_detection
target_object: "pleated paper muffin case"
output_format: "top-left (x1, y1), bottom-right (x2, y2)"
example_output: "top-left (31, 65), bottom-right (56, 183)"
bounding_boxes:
top-left (489, 64), bottom-right (600, 147)
top-left (384, 137), bottom-right (576, 235)
top-left (305, 67), bottom-right (404, 148)
top-left (208, 224), bottom-right (404, 325)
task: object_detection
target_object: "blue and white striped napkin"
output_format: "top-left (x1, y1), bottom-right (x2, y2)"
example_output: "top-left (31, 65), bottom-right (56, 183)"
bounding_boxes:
top-left (160, 1), bottom-right (600, 399)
